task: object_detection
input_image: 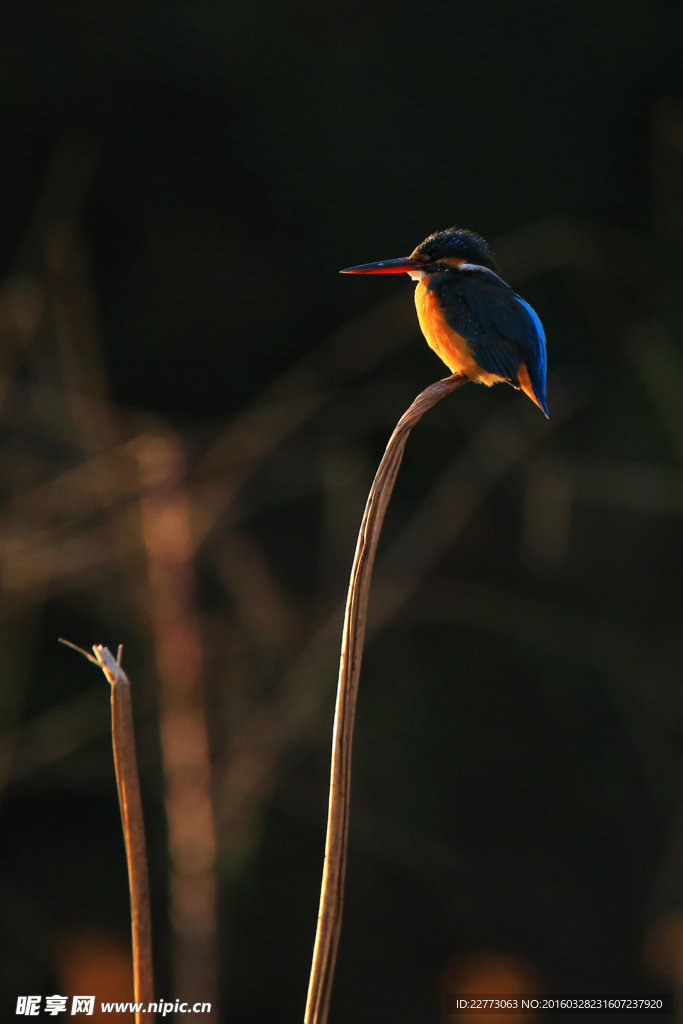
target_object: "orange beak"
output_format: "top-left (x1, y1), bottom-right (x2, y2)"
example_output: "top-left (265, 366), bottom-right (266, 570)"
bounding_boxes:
top-left (340, 256), bottom-right (428, 275)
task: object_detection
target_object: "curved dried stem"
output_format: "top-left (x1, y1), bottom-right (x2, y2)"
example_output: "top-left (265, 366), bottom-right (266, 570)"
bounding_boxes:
top-left (304, 373), bottom-right (468, 1024)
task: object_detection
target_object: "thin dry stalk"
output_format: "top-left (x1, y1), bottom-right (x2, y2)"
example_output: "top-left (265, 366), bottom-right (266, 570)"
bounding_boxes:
top-left (304, 372), bottom-right (468, 1024)
top-left (61, 641), bottom-right (155, 1023)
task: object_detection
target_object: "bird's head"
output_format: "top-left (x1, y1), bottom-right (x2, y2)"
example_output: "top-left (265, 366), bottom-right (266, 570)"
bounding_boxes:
top-left (340, 226), bottom-right (498, 278)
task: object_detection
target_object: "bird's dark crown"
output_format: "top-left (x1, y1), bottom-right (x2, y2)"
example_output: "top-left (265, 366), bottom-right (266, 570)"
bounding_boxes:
top-left (414, 226), bottom-right (498, 272)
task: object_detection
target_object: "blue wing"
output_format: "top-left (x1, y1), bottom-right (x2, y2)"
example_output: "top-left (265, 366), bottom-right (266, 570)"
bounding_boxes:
top-left (509, 295), bottom-right (548, 415)
top-left (430, 264), bottom-right (548, 414)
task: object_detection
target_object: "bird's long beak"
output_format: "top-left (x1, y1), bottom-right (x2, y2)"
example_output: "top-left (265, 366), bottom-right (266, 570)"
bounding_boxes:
top-left (340, 256), bottom-right (427, 275)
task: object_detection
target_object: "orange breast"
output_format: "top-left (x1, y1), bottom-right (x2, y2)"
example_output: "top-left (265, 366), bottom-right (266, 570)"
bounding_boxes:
top-left (415, 280), bottom-right (479, 377)
top-left (414, 278), bottom-right (509, 386)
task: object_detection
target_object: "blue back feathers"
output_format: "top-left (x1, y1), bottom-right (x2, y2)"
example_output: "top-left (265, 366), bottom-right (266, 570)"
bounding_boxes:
top-left (427, 263), bottom-right (548, 416)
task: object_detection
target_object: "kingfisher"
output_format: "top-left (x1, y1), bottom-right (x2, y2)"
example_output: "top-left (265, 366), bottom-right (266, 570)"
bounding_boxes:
top-left (341, 226), bottom-right (548, 417)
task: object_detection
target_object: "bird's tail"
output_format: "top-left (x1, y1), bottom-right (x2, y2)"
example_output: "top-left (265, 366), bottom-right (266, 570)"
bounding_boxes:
top-left (517, 363), bottom-right (549, 418)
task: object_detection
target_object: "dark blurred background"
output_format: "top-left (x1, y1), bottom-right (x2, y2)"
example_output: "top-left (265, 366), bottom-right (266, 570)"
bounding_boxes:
top-left (1, 1), bottom-right (683, 1021)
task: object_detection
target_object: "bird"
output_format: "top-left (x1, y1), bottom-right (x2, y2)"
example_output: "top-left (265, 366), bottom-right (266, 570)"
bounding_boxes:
top-left (340, 226), bottom-right (548, 417)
